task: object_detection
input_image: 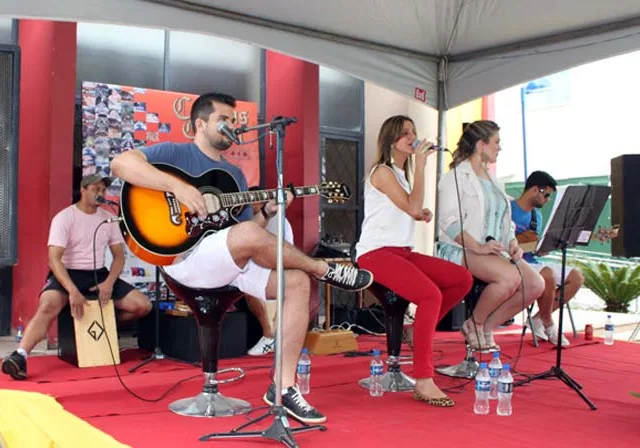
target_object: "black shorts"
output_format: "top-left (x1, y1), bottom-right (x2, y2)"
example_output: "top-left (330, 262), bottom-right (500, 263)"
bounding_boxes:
top-left (41, 267), bottom-right (135, 300)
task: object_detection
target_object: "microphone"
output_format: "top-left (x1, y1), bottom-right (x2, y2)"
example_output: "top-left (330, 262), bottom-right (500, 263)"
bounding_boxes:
top-left (485, 236), bottom-right (517, 264)
top-left (95, 195), bottom-right (119, 206)
top-left (412, 139), bottom-right (447, 154)
top-left (216, 121), bottom-right (241, 145)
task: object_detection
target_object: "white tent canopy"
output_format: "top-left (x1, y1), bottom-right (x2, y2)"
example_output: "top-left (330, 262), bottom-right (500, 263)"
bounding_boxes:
top-left (4, 0), bottom-right (640, 110)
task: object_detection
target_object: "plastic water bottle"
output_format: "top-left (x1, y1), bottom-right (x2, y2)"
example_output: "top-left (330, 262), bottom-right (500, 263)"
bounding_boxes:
top-left (296, 348), bottom-right (311, 394)
top-left (496, 364), bottom-right (514, 416)
top-left (369, 349), bottom-right (384, 397)
top-left (474, 362), bottom-right (491, 415)
top-left (604, 315), bottom-right (614, 346)
top-left (488, 351), bottom-right (502, 400)
top-left (15, 317), bottom-right (23, 343)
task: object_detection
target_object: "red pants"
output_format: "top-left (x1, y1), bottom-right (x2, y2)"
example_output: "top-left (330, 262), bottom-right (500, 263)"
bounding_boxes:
top-left (357, 247), bottom-right (472, 378)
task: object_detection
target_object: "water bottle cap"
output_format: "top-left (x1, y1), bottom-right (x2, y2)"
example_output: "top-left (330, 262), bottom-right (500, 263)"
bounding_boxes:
top-left (503, 364), bottom-right (511, 371)
top-left (479, 362), bottom-right (488, 368)
top-left (492, 351), bottom-right (500, 358)
top-left (301, 348), bottom-right (308, 354)
top-left (372, 349), bottom-right (380, 355)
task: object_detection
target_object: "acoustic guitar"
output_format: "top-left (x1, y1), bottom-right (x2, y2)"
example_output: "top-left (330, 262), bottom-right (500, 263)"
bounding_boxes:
top-left (119, 163), bottom-right (351, 265)
top-left (517, 225), bottom-right (619, 253)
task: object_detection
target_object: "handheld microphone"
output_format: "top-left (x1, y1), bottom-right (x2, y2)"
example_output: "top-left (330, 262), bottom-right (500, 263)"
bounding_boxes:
top-left (485, 236), bottom-right (517, 264)
top-left (95, 195), bottom-right (119, 206)
top-left (412, 139), bottom-right (447, 154)
top-left (216, 121), bottom-right (241, 145)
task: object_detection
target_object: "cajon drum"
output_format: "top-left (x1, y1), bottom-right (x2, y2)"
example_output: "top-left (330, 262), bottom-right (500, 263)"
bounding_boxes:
top-left (58, 300), bottom-right (120, 368)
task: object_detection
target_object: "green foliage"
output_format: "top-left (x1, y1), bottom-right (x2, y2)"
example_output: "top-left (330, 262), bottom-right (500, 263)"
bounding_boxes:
top-left (576, 261), bottom-right (640, 313)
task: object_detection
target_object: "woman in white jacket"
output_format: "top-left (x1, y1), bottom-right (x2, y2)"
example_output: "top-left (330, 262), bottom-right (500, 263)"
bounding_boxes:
top-left (437, 120), bottom-right (544, 350)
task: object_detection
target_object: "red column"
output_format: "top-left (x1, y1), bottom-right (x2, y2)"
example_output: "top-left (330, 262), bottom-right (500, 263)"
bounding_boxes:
top-left (12, 20), bottom-right (76, 333)
top-left (265, 51), bottom-right (319, 255)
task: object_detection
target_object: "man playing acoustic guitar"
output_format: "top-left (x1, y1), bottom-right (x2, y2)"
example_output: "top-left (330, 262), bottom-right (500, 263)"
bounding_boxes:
top-left (111, 92), bottom-right (373, 424)
top-left (511, 171), bottom-right (584, 347)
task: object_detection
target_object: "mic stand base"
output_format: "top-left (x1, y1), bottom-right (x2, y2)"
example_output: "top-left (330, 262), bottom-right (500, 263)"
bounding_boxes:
top-left (128, 346), bottom-right (196, 373)
top-left (199, 405), bottom-right (326, 448)
top-left (514, 365), bottom-right (596, 410)
top-left (514, 242), bottom-right (596, 411)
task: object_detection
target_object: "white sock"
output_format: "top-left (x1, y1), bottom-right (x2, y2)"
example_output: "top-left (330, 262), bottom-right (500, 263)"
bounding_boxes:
top-left (16, 348), bottom-right (28, 359)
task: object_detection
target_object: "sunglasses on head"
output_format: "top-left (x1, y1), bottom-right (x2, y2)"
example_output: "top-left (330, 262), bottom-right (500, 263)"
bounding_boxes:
top-left (538, 188), bottom-right (552, 199)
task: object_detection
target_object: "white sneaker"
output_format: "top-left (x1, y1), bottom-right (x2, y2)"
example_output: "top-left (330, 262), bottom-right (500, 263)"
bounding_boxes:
top-left (526, 316), bottom-right (549, 342)
top-left (247, 336), bottom-right (275, 356)
top-left (545, 324), bottom-right (570, 347)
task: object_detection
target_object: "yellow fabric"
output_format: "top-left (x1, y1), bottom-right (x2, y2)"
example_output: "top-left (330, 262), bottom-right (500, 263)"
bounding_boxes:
top-left (0, 390), bottom-right (129, 448)
top-left (444, 98), bottom-right (483, 172)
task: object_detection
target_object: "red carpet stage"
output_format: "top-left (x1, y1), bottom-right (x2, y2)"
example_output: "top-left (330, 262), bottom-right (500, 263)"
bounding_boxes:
top-left (1, 332), bottom-right (638, 447)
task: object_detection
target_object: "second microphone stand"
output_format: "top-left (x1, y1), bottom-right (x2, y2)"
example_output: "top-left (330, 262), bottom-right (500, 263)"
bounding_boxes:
top-left (200, 117), bottom-right (326, 447)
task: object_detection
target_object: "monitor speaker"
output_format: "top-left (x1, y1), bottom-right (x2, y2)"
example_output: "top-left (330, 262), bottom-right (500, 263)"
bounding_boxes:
top-left (610, 154), bottom-right (640, 257)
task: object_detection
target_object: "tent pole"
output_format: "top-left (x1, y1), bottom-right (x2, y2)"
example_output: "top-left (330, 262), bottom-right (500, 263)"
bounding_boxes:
top-left (433, 58), bottom-right (447, 253)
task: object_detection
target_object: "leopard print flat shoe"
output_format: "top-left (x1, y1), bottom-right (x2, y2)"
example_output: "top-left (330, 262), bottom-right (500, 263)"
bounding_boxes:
top-left (412, 391), bottom-right (455, 407)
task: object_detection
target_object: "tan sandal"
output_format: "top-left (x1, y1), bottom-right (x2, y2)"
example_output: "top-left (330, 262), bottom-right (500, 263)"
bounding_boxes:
top-left (412, 391), bottom-right (455, 407)
top-left (461, 318), bottom-right (486, 350)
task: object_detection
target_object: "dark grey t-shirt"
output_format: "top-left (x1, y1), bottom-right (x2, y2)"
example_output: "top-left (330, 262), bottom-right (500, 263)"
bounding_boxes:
top-left (141, 142), bottom-right (253, 221)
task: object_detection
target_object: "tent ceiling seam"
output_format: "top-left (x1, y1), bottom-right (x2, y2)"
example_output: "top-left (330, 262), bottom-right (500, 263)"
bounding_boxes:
top-left (142, 0), bottom-right (441, 62)
top-left (451, 15), bottom-right (640, 62)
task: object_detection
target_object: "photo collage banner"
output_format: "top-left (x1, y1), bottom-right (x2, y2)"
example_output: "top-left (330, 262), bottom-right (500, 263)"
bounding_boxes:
top-left (81, 81), bottom-right (259, 287)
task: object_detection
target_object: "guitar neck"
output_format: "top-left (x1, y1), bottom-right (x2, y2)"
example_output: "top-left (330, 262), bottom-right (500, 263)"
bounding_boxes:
top-left (219, 185), bottom-right (320, 208)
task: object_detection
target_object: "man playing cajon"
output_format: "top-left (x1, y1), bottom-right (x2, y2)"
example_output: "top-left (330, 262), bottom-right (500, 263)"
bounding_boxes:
top-left (2, 175), bottom-right (151, 380)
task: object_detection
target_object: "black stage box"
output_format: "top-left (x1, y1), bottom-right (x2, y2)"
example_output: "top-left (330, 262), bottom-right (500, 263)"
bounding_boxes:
top-left (138, 309), bottom-right (249, 362)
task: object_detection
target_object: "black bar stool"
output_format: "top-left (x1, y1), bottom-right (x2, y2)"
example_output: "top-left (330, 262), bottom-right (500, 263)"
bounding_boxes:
top-left (159, 268), bottom-right (251, 417)
top-left (437, 277), bottom-right (539, 379)
top-left (436, 278), bottom-right (487, 379)
top-left (350, 245), bottom-right (415, 392)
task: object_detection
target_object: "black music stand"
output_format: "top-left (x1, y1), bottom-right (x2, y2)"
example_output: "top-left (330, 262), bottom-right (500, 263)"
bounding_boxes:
top-left (514, 185), bottom-right (610, 410)
top-left (129, 267), bottom-right (195, 372)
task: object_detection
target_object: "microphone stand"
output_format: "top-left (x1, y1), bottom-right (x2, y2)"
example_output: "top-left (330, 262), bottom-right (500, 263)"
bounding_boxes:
top-left (200, 117), bottom-right (326, 447)
top-left (129, 266), bottom-right (195, 372)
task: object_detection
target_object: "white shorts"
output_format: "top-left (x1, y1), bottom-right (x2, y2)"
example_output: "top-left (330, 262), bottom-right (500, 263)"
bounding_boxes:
top-left (164, 227), bottom-right (272, 301)
top-left (531, 262), bottom-right (572, 286)
top-left (163, 219), bottom-right (294, 302)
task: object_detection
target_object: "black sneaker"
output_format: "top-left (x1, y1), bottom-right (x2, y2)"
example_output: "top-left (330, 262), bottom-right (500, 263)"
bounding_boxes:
top-left (317, 262), bottom-right (373, 292)
top-left (2, 351), bottom-right (27, 380)
top-left (263, 384), bottom-right (327, 424)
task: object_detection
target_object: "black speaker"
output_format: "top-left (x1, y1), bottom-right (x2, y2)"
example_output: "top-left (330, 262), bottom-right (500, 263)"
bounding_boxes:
top-left (611, 155), bottom-right (640, 257)
top-left (0, 46), bottom-right (19, 267)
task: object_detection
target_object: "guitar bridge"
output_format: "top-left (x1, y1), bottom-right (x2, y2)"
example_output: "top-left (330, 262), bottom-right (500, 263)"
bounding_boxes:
top-left (185, 210), bottom-right (232, 237)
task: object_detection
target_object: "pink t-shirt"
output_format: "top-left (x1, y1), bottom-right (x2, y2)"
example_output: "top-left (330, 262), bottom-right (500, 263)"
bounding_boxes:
top-left (47, 205), bottom-right (124, 270)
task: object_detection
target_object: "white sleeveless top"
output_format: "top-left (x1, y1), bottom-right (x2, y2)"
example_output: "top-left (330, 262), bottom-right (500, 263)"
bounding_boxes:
top-left (355, 164), bottom-right (415, 260)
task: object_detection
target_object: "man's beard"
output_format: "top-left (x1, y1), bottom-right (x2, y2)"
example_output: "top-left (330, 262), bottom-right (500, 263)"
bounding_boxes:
top-left (210, 135), bottom-right (233, 151)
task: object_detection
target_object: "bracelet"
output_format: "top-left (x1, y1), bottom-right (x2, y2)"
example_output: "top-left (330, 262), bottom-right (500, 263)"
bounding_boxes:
top-left (260, 204), bottom-right (273, 220)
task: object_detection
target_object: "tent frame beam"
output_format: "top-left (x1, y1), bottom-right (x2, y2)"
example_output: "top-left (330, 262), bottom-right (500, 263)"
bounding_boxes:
top-left (143, 0), bottom-right (441, 62)
top-left (452, 15), bottom-right (640, 62)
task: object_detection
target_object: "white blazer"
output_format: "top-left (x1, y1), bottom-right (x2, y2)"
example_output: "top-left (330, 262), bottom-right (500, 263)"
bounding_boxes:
top-left (437, 160), bottom-right (515, 248)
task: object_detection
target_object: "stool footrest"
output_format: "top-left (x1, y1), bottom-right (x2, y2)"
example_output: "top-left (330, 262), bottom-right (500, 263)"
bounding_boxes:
top-left (206, 367), bottom-right (245, 385)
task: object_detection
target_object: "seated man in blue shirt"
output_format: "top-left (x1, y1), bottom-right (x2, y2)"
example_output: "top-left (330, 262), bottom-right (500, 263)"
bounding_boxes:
top-left (511, 171), bottom-right (584, 347)
top-left (111, 92), bottom-right (373, 424)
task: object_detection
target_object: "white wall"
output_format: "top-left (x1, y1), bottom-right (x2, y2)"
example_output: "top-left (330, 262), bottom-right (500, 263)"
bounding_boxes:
top-left (364, 83), bottom-right (439, 254)
top-left (494, 50), bottom-right (640, 183)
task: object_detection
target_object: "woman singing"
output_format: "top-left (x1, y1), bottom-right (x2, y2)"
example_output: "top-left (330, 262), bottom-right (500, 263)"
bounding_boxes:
top-left (355, 115), bottom-right (472, 407)
top-left (437, 120), bottom-right (545, 351)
